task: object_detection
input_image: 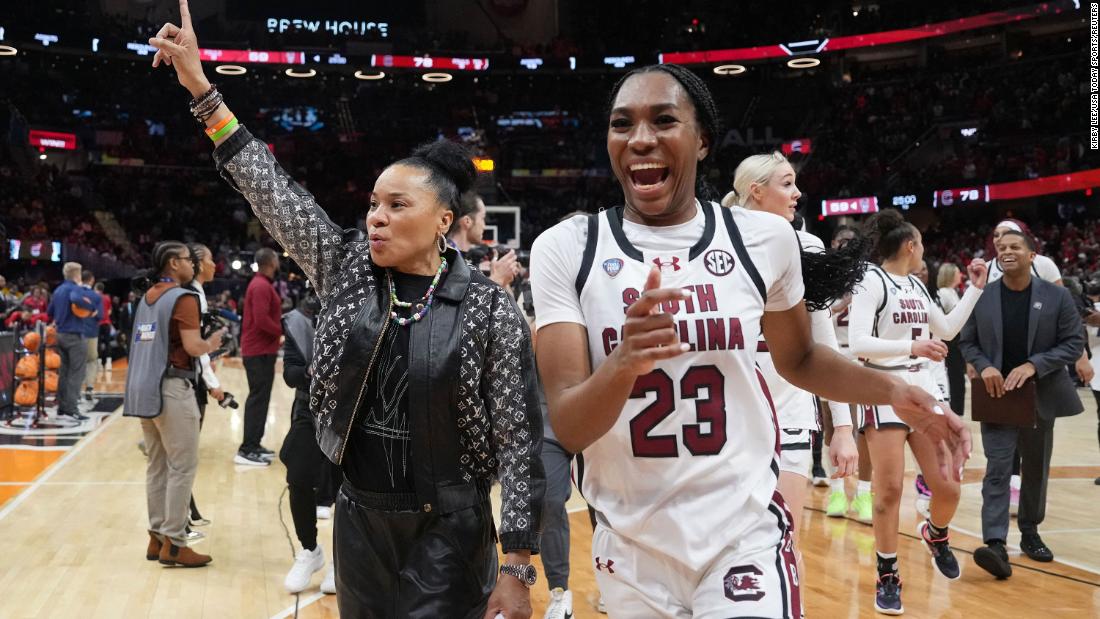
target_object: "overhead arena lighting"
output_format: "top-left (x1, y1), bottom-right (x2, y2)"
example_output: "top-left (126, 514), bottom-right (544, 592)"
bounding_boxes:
top-left (422, 72), bottom-right (453, 83)
top-left (284, 68), bottom-right (317, 78)
top-left (787, 58), bottom-right (821, 69)
top-left (354, 70), bottom-right (386, 80)
top-left (712, 64), bottom-right (746, 75)
top-left (215, 64), bottom-right (246, 76)
top-left (0, 45), bottom-right (17, 56)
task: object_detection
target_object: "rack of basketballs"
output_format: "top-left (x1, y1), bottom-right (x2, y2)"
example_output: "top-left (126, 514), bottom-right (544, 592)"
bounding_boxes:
top-left (13, 324), bottom-right (61, 424)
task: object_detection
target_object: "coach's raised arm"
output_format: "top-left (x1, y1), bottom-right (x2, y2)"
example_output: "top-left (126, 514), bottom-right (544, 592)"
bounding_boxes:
top-left (149, 2), bottom-right (546, 617)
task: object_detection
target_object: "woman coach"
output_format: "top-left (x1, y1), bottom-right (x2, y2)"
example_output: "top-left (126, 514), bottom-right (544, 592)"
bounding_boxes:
top-left (148, 3), bottom-right (546, 617)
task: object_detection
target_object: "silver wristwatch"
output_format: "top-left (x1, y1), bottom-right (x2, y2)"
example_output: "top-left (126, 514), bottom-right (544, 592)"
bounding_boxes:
top-left (499, 563), bottom-right (538, 587)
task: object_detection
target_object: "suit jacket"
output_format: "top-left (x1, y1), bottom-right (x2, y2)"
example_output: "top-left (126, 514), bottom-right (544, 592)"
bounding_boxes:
top-left (959, 276), bottom-right (1084, 420)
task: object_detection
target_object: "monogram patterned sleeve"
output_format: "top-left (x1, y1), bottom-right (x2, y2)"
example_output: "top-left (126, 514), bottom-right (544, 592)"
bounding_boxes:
top-left (213, 126), bottom-right (345, 298)
top-left (482, 285), bottom-right (546, 554)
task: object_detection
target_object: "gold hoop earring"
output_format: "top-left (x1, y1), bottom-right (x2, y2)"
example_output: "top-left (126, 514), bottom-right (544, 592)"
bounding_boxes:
top-left (437, 233), bottom-right (448, 255)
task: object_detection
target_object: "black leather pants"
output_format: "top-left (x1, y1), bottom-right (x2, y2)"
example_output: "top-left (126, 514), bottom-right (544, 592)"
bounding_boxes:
top-left (334, 483), bottom-right (497, 618)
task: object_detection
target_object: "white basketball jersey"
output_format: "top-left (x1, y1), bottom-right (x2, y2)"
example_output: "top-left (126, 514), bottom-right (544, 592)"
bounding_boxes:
top-left (755, 230), bottom-right (823, 431)
top-left (573, 202), bottom-right (798, 570)
top-left (857, 265), bottom-right (935, 367)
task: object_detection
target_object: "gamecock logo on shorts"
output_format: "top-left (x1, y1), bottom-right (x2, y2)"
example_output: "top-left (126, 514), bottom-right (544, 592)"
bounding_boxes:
top-left (724, 564), bottom-right (765, 602)
top-left (705, 249), bottom-right (735, 277)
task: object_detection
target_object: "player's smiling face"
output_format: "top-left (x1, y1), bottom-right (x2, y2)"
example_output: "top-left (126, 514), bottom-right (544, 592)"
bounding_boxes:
top-left (608, 71), bottom-right (708, 223)
top-left (752, 162), bottom-right (802, 222)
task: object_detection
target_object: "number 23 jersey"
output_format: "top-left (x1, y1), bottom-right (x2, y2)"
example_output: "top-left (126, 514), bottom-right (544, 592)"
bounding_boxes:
top-left (530, 201), bottom-right (805, 570)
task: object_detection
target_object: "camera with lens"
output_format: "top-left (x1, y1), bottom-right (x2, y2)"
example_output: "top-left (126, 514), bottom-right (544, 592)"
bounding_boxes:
top-left (216, 391), bottom-right (240, 409)
top-left (464, 244), bottom-right (530, 269)
top-left (201, 309), bottom-right (235, 359)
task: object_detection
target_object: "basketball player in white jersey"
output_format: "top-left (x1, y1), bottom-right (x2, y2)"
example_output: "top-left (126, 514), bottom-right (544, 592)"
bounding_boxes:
top-left (720, 151), bottom-right (859, 585)
top-left (849, 210), bottom-right (987, 615)
top-left (531, 64), bottom-right (970, 618)
top-left (823, 227), bottom-right (877, 522)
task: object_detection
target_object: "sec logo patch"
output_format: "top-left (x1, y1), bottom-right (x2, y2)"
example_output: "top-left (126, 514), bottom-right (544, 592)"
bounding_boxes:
top-left (705, 249), bottom-right (735, 277)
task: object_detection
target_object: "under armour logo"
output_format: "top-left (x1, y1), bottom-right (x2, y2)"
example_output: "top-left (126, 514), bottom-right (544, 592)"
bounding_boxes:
top-left (595, 556), bottom-right (615, 574)
top-left (652, 256), bottom-right (681, 272)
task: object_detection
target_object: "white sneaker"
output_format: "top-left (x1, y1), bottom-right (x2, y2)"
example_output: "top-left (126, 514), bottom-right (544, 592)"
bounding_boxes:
top-left (284, 545), bottom-right (325, 593)
top-left (543, 588), bottom-right (572, 619)
top-left (320, 566), bottom-right (336, 594)
top-left (185, 529), bottom-right (205, 543)
top-left (597, 595), bottom-right (607, 614)
top-left (316, 505), bottom-right (333, 520)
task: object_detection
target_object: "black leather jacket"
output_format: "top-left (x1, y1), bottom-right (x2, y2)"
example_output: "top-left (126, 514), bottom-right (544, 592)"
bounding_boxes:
top-left (214, 127), bottom-right (545, 553)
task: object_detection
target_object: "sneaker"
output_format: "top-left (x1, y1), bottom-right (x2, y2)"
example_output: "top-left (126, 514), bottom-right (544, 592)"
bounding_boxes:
top-left (285, 545), bottom-right (325, 593)
top-left (58, 410), bottom-right (89, 422)
top-left (852, 491), bottom-right (873, 523)
top-left (543, 588), bottom-right (573, 619)
top-left (189, 517), bottom-right (211, 527)
top-left (811, 465), bottom-right (828, 487)
top-left (974, 541), bottom-right (1012, 579)
top-left (917, 521), bottom-right (961, 580)
top-left (914, 474), bottom-right (932, 519)
top-left (1020, 533), bottom-right (1054, 562)
top-left (1009, 485), bottom-right (1020, 517)
top-left (185, 529), bottom-right (205, 543)
top-left (316, 505), bottom-right (333, 520)
top-left (320, 566), bottom-right (336, 594)
top-left (874, 572), bottom-right (903, 615)
top-left (826, 490), bottom-right (849, 517)
top-left (256, 446), bottom-right (276, 461)
top-left (235, 450), bottom-right (271, 466)
top-left (597, 596), bottom-right (607, 614)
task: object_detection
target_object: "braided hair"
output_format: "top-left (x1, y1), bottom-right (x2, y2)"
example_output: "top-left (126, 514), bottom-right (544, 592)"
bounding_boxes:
top-left (606, 64), bottom-right (723, 202)
top-left (131, 241), bottom-right (189, 295)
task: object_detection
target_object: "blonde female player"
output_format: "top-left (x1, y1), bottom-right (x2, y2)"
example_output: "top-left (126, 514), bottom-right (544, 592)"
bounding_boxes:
top-left (531, 64), bottom-right (970, 619)
top-left (721, 152), bottom-right (859, 581)
top-left (849, 210), bottom-right (986, 615)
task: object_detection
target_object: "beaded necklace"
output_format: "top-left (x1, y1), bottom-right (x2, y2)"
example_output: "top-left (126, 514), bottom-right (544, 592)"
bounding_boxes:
top-left (387, 257), bottom-right (448, 327)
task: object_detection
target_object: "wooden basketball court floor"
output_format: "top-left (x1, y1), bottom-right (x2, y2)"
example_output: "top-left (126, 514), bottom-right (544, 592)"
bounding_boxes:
top-left (1, 360), bottom-right (1098, 618)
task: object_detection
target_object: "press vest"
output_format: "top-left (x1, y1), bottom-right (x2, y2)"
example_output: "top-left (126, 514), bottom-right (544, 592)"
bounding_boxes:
top-left (123, 286), bottom-right (199, 418)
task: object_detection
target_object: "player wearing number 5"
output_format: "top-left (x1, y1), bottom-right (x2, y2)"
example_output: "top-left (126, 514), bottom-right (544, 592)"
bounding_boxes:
top-left (530, 65), bottom-right (971, 618)
top-left (848, 210), bottom-right (987, 615)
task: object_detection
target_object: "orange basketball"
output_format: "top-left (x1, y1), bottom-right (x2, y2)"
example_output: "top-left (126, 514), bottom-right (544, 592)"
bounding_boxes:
top-left (16, 355), bottom-right (40, 379)
top-left (22, 332), bottom-right (41, 353)
top-left (44, 371), bottom-right (59, 393)
top-left (45, 326), bottom-right (57, 347)
top-left (70, 302), bottom-right (95, 319)
top-left (45, 350), bottom-right (61, 370)
top-left (15, 381), bottom-right (39, 407)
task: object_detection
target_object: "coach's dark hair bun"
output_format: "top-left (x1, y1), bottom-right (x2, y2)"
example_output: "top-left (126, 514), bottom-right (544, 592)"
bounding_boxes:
top-left (862, 209), bottom-right (916, 262)
top-left (397, 140), bottom-right (477, 215)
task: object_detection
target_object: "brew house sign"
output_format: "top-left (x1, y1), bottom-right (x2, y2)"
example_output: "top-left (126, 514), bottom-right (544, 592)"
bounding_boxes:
top-left (266, 18), bottom-right (389, 38)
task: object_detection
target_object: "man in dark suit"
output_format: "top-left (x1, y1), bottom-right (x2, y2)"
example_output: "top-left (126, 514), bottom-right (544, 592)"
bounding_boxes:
top-left (960, 230), bottom-right (1085, 579)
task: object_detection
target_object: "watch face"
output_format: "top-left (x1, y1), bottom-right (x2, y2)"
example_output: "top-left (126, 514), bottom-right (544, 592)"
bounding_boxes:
top-left (522, 565), bottom-right (537, 586)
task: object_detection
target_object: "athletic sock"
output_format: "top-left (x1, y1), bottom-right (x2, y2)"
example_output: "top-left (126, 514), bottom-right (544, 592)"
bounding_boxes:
top-left (876, 551), bottom-right (898, 577)
top-left (829, 477), bottom-right (845, 492)
top-left (926, 519), bottom-right (949, 539)
top-left (857, 480), bottom-right (871, 495)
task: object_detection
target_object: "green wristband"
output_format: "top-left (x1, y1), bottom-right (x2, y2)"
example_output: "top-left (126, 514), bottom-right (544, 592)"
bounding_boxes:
top-left (208, 117), bottom-right (239, 142)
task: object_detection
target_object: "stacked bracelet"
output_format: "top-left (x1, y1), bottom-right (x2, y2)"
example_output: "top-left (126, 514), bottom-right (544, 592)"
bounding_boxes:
top-left (189, 84), bottom-right (223, 124)
top-left (207, 116), bottom-right (238, 142)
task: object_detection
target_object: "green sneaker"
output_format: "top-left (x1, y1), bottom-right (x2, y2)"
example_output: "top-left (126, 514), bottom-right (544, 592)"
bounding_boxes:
top-left (852, 491), bottom-right (873, 523)
top-left (826, 490), bottom-right (849, 517)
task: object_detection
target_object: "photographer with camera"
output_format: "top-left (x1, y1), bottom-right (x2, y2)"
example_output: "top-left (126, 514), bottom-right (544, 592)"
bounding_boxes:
top-left (124, 241), bottom-right (225, 568)
top-left (448, 191), bottom-right (521, 288)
